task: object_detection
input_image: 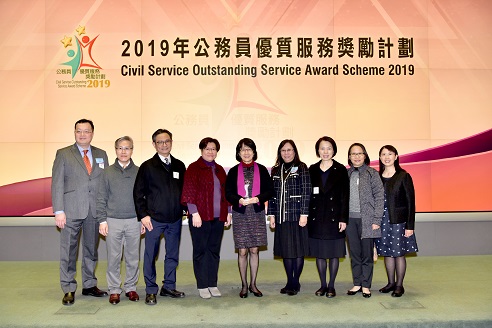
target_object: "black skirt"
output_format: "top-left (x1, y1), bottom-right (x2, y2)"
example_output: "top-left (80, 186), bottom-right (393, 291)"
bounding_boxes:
top-left (308, 237), bottom-right (346, 259)
top-left (273, 221), bottom-right (309, 258)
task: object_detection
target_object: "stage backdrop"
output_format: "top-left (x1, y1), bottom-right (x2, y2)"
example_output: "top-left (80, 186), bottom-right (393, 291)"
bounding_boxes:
top-left (0, 0), bottom-right (491, 216)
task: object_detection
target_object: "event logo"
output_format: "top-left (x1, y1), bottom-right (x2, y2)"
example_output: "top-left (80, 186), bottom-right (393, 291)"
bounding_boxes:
top-left (56, 25), bottom-right (110, 88)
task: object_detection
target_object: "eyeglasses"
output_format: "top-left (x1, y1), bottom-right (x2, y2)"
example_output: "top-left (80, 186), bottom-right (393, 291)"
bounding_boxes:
top-left (75, 130), bottom-right (93, 134)
top-left (116, 147), bottom-right (133, 151)
top-left (155, 140), bottom-right (172, 145)
top-left (350, 152), bottom-right (364, 157)
top-left (240, 148), bottom-right (253, 153)
top-left (281, 149), bottom-right (294, 153)
top-left (204, 148), bottom-right (217, 152)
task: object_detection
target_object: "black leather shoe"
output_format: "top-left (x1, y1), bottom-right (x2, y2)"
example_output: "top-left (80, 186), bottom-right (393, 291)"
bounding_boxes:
top-left (286, 289), bottom-right (298, 296)
top-left (362, 289), bottom-right (372, 298)
top-left (239, 287), bottom-right (248, 298)
top-left (82, 286), bottom-right (108, 297)
top-left (326, 287), bottom-right (336, 298)
top-left (62, 292), bottom-right (75, 306)
top-left (315, 287), bottom-right (327, 296)
top-left (347, 287), bottom-right (362, 295)
top-left (249, 286), bottom-right (263, 297)
top-left (392, 286), bottom-right (405, 297)
top-left (145, 293), bottom-right (157, 305)
top-left (280, 287), bottom-right (288, 294)
top-left (379, 283), bottom-right (396, 293)
top-left (159, 287), bottom-right (185, 298)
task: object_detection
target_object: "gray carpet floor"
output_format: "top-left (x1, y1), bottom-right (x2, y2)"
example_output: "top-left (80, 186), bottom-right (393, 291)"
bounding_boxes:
top-left (0, 256), bottom-right (491, 327)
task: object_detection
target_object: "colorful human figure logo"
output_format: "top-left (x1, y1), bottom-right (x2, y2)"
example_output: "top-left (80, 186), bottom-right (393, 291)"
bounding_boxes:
top-left (60, 26), bottom-right (102, 79)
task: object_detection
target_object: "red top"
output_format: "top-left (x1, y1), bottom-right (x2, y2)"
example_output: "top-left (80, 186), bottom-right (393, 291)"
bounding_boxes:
top-left (181, 157), bottom-right (229, 222)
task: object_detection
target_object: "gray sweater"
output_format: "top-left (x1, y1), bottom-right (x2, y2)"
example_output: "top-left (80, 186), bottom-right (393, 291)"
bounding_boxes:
top-left (96, 158), bottom-right (139, 222)
top-left (347, 164), bottom-right (384, 239)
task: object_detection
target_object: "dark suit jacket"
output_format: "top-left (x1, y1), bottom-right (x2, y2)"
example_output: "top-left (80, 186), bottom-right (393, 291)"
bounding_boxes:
top-left (51, 143), bottom-right (108, 219)
top-left (307, 160), bottom-right (349, 240)
top-left (225, 163), bottom-right (273, 214)
top-left (133, 153), bottom-right (186, 223)
top-left (383, 170), bottom-right (416, 230)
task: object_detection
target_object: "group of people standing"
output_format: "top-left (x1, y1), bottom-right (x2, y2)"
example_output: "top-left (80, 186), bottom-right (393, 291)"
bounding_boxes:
top-left (51, 118), bottom-right (418, 307)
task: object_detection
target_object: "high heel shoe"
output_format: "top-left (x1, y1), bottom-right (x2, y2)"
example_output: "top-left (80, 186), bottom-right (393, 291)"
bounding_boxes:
top-left (249, 286), bottom-right (263, 297)
top-left (315, 287), bottom-right (327, 296)
top-left (239, 287), bottom-right (248, 298)
top-left (347, 287), bottom-right (362, 295)
top-left (379, 283), bottom-right (396, 293)
top-left (391, 286), bottom-right (405, 297)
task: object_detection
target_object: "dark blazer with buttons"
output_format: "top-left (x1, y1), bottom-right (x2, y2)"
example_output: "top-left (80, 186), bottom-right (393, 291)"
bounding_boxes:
top-left (267, 162), bottom-right (311, 223)
top-left (307, 160), bottom-right (349, 240)
top-left (383, 170), bottom-right (416, 230)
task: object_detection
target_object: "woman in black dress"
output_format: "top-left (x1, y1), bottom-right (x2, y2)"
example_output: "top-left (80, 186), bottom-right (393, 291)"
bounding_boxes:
top-left (225, 138), bottom-right (273, 298)
top-left (375, 145), bottom-right (418, 297)
top-left (307, 136), bottom-right (349, 298)
top-left (268, 140), bottom-right (311, 296)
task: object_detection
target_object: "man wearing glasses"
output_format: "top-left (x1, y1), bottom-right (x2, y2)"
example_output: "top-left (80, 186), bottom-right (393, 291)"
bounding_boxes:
top-left (51, 118), bottom-right (109, 305)
top-left (96, 136), bottom-right (144, 305)
top-left (133, 129), bottom-right (187, 305)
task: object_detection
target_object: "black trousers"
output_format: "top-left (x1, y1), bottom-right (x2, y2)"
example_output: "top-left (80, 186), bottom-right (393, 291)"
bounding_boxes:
top-left (189, 217), bottom-right (225, 289)
top-left (346, 217), bottom-right (374, 288)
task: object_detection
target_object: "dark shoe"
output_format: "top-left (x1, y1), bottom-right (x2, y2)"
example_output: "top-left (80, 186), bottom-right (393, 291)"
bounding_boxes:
top-left (392, 286), bottom-right (405, 297)
top-left (239, 287), bottom-right (248, 298)
top-left (109, 293), bottom-right (120, 305)
top-left (159, 287), bottom-right (185, 298)
top-left (125, 291), bottom-right (139, 302)
top-left (286, 289), bottom-right (298, 296)
top-left (280, 287), bottom-right (288, 294)
top-left (145, 293), bottom-right (157, 305)
top-left (347, 287), bottom-right (362, 295)
top-left (326, 287), bottom-right (336, 298)
top-left (362, 289), bottom-right (372, 298)
top-left (249, 286), bottom-right (263, 297)
top-left (62, 292), bottom-right (75, 306)
top-left (82, 286), bottom-right (108, 297)
top-left (379, 283), bottom-right (396, 293)
top-left (315, 287), bottom-right (327, 296)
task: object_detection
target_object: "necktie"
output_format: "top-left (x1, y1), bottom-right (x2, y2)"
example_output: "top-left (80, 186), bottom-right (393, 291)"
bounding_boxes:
top-left (164, 157), bottom-right (169, 165)
top-left (83, 150), bottom-right (92, 175)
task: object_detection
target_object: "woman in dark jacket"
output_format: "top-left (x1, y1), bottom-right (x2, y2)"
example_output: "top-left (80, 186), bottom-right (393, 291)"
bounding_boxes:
top-left (268, 139), bottom-right (311, 296)
top-left (307, 136), bottom-right (349, 298)
top-left (375, 145), bottom-right (418, 297)
top-left (225, 138), bottom-right (273, 298)
top-left (181, 137), bottom-right (231, 299)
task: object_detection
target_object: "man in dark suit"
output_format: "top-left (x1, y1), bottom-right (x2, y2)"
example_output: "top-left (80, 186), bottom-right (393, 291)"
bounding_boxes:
top-left (133, 129), bottom-right (186, 305)
top-left (51, 118), bottom-right (109, 305)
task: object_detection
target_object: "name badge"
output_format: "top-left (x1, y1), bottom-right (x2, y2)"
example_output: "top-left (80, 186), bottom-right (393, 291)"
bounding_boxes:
top-left (291, 166), bottom-right (298, 173)
top-left (95, 158), bottom-right (104, 169)
top-left (313, 187), bottom-right (319, 194)
top-left (173, 172), bottom-right (179, 179)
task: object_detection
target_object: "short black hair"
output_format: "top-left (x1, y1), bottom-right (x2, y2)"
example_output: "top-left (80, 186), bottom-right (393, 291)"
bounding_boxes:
top-left (152, 129), bottom-right (172, 142)
top-left (199, 137), bottom-right (220, 152)
top-left (315, 136), bottom-right (337, 158)
top-left (75, 118), bottom-right (94, 131)
top-left (235, 138), bottom-right (258, 162)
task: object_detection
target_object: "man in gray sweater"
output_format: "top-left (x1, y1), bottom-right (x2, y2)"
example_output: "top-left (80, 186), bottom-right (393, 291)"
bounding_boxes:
top-left (96, 136), bottom-right (144, 305)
